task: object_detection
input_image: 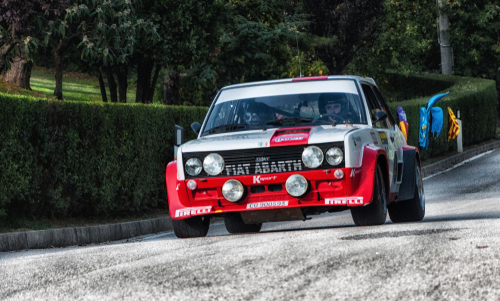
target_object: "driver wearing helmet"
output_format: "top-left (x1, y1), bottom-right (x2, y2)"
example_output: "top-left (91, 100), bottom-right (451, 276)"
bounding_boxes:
top-left (318, 93), bottom-right (350, 123)
top-left (244, 100), bottom-right (273, 126)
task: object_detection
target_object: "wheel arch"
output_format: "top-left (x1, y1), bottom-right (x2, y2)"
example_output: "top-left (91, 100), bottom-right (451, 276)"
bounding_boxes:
top-left (166, 161), bottom-right (192, 219)
top-left (376, 154), bottom-right (390, 200)
top-left (398, 146), bottom-right (419, 201)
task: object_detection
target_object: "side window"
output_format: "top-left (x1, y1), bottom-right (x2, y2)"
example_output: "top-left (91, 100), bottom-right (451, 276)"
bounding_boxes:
top-left (362, 84), bottom-right (387, 129)
top-left (372, 86), bottom-right (396, 128)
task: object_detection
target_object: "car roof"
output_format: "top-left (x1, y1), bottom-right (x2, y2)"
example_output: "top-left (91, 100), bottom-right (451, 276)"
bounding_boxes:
top-left (220, 76), bottom-right (377, 91)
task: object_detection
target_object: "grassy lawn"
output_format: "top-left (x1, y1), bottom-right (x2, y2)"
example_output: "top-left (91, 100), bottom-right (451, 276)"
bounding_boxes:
top-left (29, 67), bottom-right (136, 103)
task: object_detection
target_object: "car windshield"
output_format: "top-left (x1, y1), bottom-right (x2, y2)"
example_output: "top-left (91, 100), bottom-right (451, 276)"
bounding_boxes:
top-left (202, 91), bottom-right (367, 136)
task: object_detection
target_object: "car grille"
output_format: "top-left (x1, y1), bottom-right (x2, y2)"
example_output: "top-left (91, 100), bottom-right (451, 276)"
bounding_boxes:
top-left (183, 142), bottom-right (344, 179)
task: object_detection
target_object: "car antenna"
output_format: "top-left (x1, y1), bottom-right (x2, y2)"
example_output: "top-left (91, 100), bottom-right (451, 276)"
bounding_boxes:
top-left (295, 30), bottom-right (303, 78)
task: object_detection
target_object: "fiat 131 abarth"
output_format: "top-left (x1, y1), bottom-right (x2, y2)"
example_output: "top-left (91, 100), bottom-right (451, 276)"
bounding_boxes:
top-left (166, 76), bottom-right (425, 238)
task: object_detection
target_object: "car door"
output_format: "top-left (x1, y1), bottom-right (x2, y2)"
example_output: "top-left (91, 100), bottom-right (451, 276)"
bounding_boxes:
top-left (361, 83), bottom-right (399, 193)
top-left (371, 85), bottom-right (404, 192)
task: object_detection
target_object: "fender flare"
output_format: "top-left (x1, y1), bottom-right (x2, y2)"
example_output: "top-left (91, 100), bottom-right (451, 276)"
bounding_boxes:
top-left (166, 161), bottom-right (192, 219)
top-left (350, 145), bottom-right (389, 205)
top-left (398, 146), bottom-right (420, 201)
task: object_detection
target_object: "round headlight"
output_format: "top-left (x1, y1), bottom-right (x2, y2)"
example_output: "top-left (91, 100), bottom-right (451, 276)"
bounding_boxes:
top-left (302, 146), bottom-right (324, 168)
top-left (203, 153), bottom-right (224, 176)
top-left (285, 174), bottom-right (308, 197)
top-left (326, 147), bottom-right (343, 166)
top-left (222, 179), bottom-right (244, 202)
top-left (185, 158), bottom-right (202, 176)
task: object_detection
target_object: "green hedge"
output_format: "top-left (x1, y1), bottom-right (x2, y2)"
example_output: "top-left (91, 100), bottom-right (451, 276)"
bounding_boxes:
top-left (0, 95), bottom-right (208, 220)
top-left (383, 73), bottom-right (498, 159)
top-left (1, 72), bottom-right (496, 221)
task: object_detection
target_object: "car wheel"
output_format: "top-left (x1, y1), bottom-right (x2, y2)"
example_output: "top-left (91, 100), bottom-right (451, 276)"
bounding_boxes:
top-left (351, 164), bottom-right (387, 226)
top-left (172, 215), bottom-right (210, 238)
top-left (388, 158), bottom-right (425, 223)
top-left (224, 213), bottom-right (262, 234)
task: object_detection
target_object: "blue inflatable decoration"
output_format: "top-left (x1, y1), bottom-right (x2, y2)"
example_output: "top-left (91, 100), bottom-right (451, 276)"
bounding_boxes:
top-left (419, 93), bottom-right (449, 149)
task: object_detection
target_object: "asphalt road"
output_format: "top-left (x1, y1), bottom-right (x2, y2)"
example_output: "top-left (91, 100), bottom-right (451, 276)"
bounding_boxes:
top-left (1, 149), bottom-right (500, 300)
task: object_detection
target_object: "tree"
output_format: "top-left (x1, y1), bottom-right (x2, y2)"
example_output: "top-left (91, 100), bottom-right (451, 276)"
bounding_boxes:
top-left (300, 0), bottom-right (385, 75)
top-left (0, 0), bottom-right (69, 89)
top-left (135, 0), bottom-right (224, 105)
top-left (350, 0), bottom-right (440, 79)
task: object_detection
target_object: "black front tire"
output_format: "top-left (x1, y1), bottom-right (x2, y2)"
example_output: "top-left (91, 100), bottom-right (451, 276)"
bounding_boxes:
top-left (351, 164), bottom-right (387, 226)
top-left (172, 216), bottom-right (210, 238)
top-left (389, 159), bottom-right (425, 223)
top-left (224, 213), bottom-right (262, 234)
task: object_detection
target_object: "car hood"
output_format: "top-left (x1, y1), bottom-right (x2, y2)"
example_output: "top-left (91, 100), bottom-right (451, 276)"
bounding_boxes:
top-left (181, 125), bottom-right (360, 153)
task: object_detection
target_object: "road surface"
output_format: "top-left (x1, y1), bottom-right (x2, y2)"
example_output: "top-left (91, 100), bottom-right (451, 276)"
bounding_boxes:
top-left (1, 150), bottom-right (500, 300)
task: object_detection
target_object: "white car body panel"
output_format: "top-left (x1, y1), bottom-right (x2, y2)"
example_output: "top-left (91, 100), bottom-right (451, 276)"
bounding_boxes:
top-left (178, 76), bottom-right (406, 193)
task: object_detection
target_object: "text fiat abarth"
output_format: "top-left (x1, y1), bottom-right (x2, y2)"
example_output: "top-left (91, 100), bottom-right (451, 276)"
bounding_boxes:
top-left (166, 76), bottom-right (425, 238)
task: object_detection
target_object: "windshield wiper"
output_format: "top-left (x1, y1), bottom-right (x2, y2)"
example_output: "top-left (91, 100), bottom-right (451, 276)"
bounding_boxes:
top-left (265, 117), bottom-right (314, 126)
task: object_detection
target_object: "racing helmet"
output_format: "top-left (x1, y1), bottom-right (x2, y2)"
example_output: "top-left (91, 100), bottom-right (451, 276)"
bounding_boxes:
top-left (244, 100), bottom-right (272, 125)
top-left (318, 93), bottom-right (347, 115)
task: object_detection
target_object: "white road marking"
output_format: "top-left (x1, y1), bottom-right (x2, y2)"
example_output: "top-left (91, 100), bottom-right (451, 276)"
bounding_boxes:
top-left (423, 150), bottom-right (495, 181)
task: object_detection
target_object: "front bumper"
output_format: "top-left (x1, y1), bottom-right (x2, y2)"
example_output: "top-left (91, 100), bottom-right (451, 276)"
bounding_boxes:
top-left (172, 167), bottom-right (370, 219)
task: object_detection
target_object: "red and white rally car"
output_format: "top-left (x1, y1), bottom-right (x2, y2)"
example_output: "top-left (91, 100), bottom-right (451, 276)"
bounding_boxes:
top-left (166, 76), bottom-right (425, 238)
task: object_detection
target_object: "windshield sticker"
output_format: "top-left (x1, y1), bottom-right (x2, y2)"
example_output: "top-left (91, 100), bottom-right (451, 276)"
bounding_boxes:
top-left (246, 201), bottom-right (288, 209)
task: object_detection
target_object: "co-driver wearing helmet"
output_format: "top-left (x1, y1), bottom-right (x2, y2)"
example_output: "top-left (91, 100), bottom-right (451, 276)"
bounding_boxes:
top-left (318, 93), bottom-right (350, 123)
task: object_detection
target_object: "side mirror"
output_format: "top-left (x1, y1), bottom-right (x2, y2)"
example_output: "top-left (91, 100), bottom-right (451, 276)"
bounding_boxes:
top-left (174, 125), bottom-right (184, 147)
top-left (191, 122), bottom-right (202, 135)
top-left (173, 125), bottom-right (184, 160)
top-left (372, 110), bottom-right (388, 123)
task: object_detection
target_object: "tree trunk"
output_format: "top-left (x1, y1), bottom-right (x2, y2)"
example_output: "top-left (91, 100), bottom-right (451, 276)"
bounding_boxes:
top-left (163, 69), bottom-right (180, 105)
top-left (97, 69), bottom-right (108, 102)
top-left (116, 65), bottom-right (128, 103)
top-left (148, 64), bottom-right (161, 103)
top-left (0, 42), bottom-right (16, 72)
top-left (2, 45), bottom-right (32, 90)
top-left (135, 56), bottom-right (154, 103)
top-left (142, 59), bottom-right (154, 103)
top-left (106, 67), bottom-right (118, 103)
top-left (53, 39), bottom-right (64, 100)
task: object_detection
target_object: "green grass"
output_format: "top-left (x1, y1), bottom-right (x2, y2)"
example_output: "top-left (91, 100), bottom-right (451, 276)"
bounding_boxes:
top-left (30, 70), bottom-right (136, 103)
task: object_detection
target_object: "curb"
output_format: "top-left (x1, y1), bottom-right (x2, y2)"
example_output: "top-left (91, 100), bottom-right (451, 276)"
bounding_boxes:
top-left (421, 140), bottom-right (500, 178)
top-left (2, 140), bottom-right (499, 252)
top-left (0, 217), bottom-right (173, 253)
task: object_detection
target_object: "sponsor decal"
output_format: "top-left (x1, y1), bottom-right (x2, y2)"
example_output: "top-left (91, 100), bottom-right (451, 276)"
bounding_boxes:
top-left (325, 197), bottom-right (364, 205)
top-left (246, 201), bottom-right (288, 209)
top-left (370, 132), bottom-right (379, 145)
top-left (175, 206), bottom-right (212, 218)
top-left (256, 157), bottom-right (270, 162)
top-left (275, 136), bottom-right (304, 143)
top-left (350, 169), bottom-right (355, 177)
top-left (325, 198), bottom-right (347, 205)
top-left (253, 175), bottom-right (278, 184)
top-left (351, 136), bottom-right (362, 147)
top-left (176, 183), bottom-right (180, 191)
top-left (226, 160), bottom-right (302, 176)
top-left (257, 142), bottom-right (269, 147)
top-left (347, 197), bottom-right (364, 205)
top-left (378, 132), bottom-right (388, 144)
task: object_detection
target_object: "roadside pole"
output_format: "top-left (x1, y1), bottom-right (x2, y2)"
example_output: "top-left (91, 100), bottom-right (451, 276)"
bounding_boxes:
top-left (456, 109), bottom-right (463, 153)
top-left (438, 0), bottom-right (453, 75)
